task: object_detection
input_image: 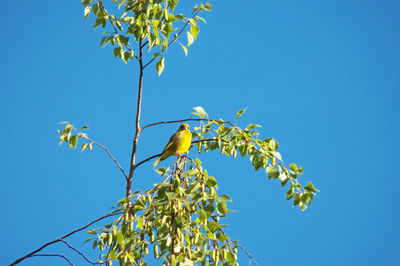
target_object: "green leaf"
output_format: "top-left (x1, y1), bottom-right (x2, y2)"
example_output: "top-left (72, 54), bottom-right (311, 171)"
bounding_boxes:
top-left (156, 57), bottom-right (165, 76)
top-left (63, 124), bottom-right (73, 134)
top-left (204, 3), bottom-right (212, 11)
top-left (293, 193), bottom-right (300, 206)
top-left (84, 6), bottom-right (91, 20)
top-left (126, 253), bottom-right (135, 262)
top-left (237, 108), bottom-right (247, 118)
top-left (299, 202), bottom-right (308, 211)
top-left (226, 251), bottom-right (235, 264)
top-left (196, 15), bottom-right (207, 24)
top-left (165, 191), bottom-right (177, 200)
top-left (179, 43), bottom-right (188, 56)
top-left (203, 204), bottom-right (215, 217)
top-left (272, 151), bottom-right (282, 161)
top-left (216, 231), bottom-right (227, 242)
top-left (216, 201), bottom-right (228, 215)
top-left (206, 176), bottom-right (218, 187)
top-left (218, 194), bottom-right (232, 202)
top-left (70, 135), bottom-right (78, 148)
top-left (81, 143), bottom-right (88, 152)
top-left (267, 167), bottom-right (279, 179)
top-left (82, 0), bottom-right (92, 5)
top-left (122, 51), bottom-right (130, 64)
top-left (268, 139), bottom-right (279, 151)
top-left (166, 14), bottom-right (176, 22)
top-left (247, 124), bottom-right (262, 130)
top-left (304, 182), bottom-right (318, 192)
top-left (116, 231), bottom-right (123, 244)
top-left (113, 47), bottom-right (122, 58)
top-left (190, 25), bottom-right (200, 39)
top-left (286, 188), bottom-right (294, 200)
top-left (207, 221), bottom-right (220, 232)
top-left (88, 229), bottom-right (97, 234)
top-left (198, 209), bottom-right (207, 223)
top-left (187, 31), bottom-right (194, 46)
top-left (290, 163), bottom-right (297, 171)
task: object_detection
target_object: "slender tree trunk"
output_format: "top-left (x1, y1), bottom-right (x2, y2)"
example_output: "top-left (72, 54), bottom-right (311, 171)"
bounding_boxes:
top-left (127, 39), bottom-right (144, 198)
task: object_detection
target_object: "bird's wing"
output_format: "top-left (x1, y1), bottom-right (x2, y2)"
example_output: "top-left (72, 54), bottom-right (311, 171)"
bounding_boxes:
top-left (162, 131), bottom-right (181, 153)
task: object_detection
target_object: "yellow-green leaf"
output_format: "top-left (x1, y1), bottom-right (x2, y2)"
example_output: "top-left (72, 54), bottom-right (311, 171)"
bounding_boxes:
top-left (156, 57), bottom-right (165, 75)
top-left (179, 43), bottom-right (188, 56)
top-left (187, 31), bottom-right (194, 46)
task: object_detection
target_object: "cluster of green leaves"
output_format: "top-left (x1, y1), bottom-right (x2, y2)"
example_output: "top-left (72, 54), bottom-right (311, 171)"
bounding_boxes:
top-left (81, 0), bottom-right (210, 73)
top-left (191, 107), bottom-right (319, 211)
top-left (87, 159), bottom-right (240, 265)
top-left (57, 106), bottom-right (318, 265)
top-left (58, 122), bottom-right (93, 152)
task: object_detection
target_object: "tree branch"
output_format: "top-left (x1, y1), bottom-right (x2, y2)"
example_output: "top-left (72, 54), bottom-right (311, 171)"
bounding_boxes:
top-left (134, 153), bottom-right (162, 169)
top-left (81, 135), bottom-right (128, 181)
top-left (140, 118), bottom-right (233, 132)
top-left (9, 211), bottom-right (120, 265)
top-left (30, 254), bottom-right (73, 266)
top-left (127, 38), bottom-right (144, 197)
top-left (60, 239), bottom-right (106, 265)
top-left (238, 245), bottom-right (258, 266)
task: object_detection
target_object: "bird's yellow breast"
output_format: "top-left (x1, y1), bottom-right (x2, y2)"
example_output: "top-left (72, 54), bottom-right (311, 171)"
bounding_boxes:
top-left (174, 129), bottom-right (192, 155)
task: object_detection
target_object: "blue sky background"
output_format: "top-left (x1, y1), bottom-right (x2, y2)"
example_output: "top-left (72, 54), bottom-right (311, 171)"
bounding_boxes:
top-left (1, 0), bottom-right (399, 265)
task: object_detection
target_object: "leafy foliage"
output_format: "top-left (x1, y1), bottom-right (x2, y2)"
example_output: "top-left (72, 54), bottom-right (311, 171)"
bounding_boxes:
top-left (50, 1), bottom-right (321, 264)
top-left (190, 108), bottom-right (318, 210)
top-left (81, 0), bottom-right (210, 73)
top-left (87, 158), bottom-right (239, 265)
top-left (58, 107), bottom-right (318, 265)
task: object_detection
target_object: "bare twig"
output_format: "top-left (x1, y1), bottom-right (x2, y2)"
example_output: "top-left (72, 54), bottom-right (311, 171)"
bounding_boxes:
top-left (141, 118), bottom-right (233, 132)
top-left (134, 153), bottom-right (162, 169)
top-left (238, 245), bottom-right (258, 265)
top-left (81, 135), bottom-right (128, 181)
top-left (60, 239), bottom-right (106, 265)
top-left (209, 216), bottom-right (257, 265)
top-left (9, 211), bottom-right (121, 265)
top-left (29, 254), bottom-right (73, 266)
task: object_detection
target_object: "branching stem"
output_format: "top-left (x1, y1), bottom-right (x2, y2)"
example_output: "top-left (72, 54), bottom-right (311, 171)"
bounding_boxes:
top-left (9, 211), bottom-right (120, 265)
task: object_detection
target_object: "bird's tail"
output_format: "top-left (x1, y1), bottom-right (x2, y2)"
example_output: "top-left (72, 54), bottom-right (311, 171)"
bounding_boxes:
top-left (153, 154), bottom-right (167, 168)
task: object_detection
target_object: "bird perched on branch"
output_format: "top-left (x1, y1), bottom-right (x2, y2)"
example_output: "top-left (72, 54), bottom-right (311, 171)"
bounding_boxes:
top-left (153, 123), bottom-right (192, 167)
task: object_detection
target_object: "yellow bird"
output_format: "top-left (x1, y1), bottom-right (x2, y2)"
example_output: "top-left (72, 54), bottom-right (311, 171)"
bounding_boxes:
top-left (153, 123), bottom-right (192, 167)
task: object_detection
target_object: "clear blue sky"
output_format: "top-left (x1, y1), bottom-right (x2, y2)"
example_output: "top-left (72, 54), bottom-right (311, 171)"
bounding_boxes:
top-left (1, 0), bottom-right (399, 265)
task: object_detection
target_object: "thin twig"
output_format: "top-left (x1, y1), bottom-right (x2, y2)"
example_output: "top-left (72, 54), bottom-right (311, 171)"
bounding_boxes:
top-left (81, 135), bottom-right (128, 181)
top-left (134, 153), bottom-right (162, 169)
top-left (210, 215), bottom-right (258, 265)
top-left (238, 245), bottom-right (258, 265)
top-left (141, 118), bottom-right (233, 132)
top-left (30, 254), bottom-right (73, 266)
top-left (59, 239), bottom-right (106, 265)
top-left (9, 211), bottom-right (121, 265)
